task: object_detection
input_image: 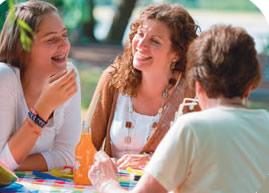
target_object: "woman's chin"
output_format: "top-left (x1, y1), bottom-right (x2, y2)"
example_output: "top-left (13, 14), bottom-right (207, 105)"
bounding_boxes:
top-left (50, 65), bottom-right (67, 75)
top-left (55, 63), bottom-right (67, 71)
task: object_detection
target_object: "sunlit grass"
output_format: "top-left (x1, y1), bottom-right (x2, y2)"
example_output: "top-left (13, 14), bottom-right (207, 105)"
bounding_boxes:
top-left (78, 68), bottom-right (102, 110)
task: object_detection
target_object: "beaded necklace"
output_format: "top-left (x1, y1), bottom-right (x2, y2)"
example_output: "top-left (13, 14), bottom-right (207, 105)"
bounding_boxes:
top-left (124, 78), bottom-right (176, 144)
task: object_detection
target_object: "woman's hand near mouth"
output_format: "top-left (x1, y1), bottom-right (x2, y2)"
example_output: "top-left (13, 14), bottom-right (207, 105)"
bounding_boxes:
top-left (33, 68), bottom-right (78, 121)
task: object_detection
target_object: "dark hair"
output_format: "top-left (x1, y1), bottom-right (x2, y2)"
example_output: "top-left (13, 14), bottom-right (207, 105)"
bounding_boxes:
top-left (187, 25), bottom-right (261, 98)
top-left (110, 3), bottom-right (199, 96)
top-left (0, 0), bottom-right (58, 71)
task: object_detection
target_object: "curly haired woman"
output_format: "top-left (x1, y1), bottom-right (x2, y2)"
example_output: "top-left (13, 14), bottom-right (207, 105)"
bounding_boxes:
top-left (85, 3), bottom-right (199, 169)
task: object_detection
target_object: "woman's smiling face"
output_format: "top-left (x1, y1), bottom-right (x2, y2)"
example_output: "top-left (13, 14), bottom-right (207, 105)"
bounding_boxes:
top-left (26, 12), bottom-right (70, 76)
top-left (132, 19), bottom-right (178, 74)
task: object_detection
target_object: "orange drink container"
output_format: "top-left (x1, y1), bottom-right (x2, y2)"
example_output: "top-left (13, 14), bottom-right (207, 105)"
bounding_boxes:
top-left (74, 130), bottom-right (96, 185)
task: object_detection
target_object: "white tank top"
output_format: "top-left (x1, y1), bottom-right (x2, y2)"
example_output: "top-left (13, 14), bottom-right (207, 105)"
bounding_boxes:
top-left (110, 94), bottom-right (159, 159)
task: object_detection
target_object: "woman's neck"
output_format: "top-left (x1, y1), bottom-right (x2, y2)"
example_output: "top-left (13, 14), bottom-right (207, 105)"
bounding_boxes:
top-left (138, 74), bottom-right (169, 97)
top-left (206, 97), bottom-right (244, 109)
top-left (139, 71), bottom-right (171, 98)
top-left (21, 70), bottom-right (47, 108)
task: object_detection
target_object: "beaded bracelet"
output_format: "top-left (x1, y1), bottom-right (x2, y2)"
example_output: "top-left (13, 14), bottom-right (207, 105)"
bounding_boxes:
top-left (28, 108), bottom-right (48, 128)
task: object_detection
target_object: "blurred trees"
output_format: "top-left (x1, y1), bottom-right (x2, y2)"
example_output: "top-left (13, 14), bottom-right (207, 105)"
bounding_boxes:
top-left (106, 0), bottom-right (138, 42)
top-left (46, 0), bottom-right (96, 42)
top-left (0, 0), bottom-right (262, 42)
top-left (82, 0), bottom-right (96, 41)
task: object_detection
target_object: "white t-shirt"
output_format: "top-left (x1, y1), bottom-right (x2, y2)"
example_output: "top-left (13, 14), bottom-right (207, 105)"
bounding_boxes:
top-left (110, 94), bottom-right (159, 159)
top-left (0, 62), bottom-right (81, 171)
top-left (145, 106), bottom-right (269, 193)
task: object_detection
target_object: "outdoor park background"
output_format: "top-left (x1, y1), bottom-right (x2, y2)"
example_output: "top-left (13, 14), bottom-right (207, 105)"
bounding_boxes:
top-left (0, 0), bottom-right (269, 118)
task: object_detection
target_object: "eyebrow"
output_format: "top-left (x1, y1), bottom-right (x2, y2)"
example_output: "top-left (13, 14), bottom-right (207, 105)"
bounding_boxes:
top-left (40, 28), bottom-right (67, 37)
top-left (138, 28), bottom-right (167, 40)
top-left (152, 35), bottom-right (165, 40)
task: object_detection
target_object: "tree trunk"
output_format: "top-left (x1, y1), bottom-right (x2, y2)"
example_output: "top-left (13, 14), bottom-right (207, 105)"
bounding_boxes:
top-left (106, 0), bottom-right (138, 42)
top-left (82, 0), bottom-right (96, 41)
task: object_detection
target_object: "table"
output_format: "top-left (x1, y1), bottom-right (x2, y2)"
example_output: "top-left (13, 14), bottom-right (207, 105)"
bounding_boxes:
top-left (1, 170), bottom-right (137, 193)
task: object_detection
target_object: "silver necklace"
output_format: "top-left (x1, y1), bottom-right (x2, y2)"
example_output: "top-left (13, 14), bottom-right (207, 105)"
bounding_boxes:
top-left (124, 85), bottom-right (170, 144)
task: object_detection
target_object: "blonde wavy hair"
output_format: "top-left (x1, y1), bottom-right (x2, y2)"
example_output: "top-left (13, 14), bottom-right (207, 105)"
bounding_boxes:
top-left (110, 3), bottom-right (199, 96)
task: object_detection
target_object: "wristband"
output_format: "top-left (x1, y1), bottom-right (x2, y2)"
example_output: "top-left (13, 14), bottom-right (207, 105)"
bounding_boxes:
top-left (28, 108), bottom-right (48, 128)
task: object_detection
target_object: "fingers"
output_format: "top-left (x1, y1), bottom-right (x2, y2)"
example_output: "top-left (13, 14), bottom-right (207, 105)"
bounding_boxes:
top-left (49, 69), bottom-right (67, 83)
top-left (51, 68), bottom-right (77, 97)
top-left (63, 80), bottom-right (78, 98)
top-left (117, 154), bottom-right (142, 166)
top-left (50, 68), bottom-right (76, 87)
top-left (117, 154), bottom-right (149, 170)
top-left (95, 150), bottom-right (110, 162)
top-left (89, 151), bottom-right (119, 191)
top-left (94, 151), bottom-right (118, 174)
top-left (59, 68), bottom-right (77, 86)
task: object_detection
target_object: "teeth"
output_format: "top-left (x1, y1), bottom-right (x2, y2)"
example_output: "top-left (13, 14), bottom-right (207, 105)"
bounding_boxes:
top-left (136, 52), bottom-right (150, 59)
top-left (52, 55), bottom-right (65, 61)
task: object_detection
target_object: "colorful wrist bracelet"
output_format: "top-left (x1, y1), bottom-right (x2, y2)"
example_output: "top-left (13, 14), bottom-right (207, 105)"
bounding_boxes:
top-left (28, 108), bottom-right (48, 128)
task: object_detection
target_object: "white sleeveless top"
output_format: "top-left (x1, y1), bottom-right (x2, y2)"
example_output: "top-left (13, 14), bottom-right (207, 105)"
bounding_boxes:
top-left (110, 94), bottom-right (160, 159)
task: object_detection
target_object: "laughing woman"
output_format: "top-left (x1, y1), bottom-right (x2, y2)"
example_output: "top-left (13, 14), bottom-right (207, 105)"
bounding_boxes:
top-left (0, 1), bottom-right (81, 171)
top-left (85, 3), bottom-right (200, 169)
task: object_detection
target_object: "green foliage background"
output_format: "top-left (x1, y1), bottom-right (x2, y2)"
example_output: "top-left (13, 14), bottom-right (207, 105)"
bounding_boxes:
top-left (0, 1), bottom-right (8, 30)
top-left (0, 0), bottom-right (261, 33)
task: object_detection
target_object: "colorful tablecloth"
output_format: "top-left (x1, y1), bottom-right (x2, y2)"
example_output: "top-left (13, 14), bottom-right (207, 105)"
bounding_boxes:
top-left (4, 170), bottom-right (138, 193)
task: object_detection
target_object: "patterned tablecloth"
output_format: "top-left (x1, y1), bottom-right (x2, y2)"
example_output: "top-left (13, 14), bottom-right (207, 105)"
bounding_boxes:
top-left (1, 170), bottom-right (137, 193)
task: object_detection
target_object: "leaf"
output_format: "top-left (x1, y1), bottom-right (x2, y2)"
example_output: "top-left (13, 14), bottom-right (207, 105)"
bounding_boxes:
top-left (19, 28), bottom-right (32, 52)
top-left (17, 19), bottom-right (34, 35)
top-left (23, 36), bottom-right (32, 52)
top-left (7, 0), bottom-right (15, 25)
top-left (6, 0), bottom-right (33, 52)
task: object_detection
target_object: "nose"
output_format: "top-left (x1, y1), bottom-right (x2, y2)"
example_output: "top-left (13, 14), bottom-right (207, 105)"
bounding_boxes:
top-left (58, 37), bottom-right (70, 50)
top-left (137, 36), bottom-right (148, 50)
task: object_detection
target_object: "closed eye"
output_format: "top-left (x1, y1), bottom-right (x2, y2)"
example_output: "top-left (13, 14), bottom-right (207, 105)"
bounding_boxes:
top-left (47, 37), bottom-right (57, 42)
top-left (151, 39), bottom-right (160, 45)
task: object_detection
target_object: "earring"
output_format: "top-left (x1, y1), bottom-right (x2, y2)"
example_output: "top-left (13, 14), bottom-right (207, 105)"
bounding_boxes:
top-left (171, 60), bottom-right (176, 70)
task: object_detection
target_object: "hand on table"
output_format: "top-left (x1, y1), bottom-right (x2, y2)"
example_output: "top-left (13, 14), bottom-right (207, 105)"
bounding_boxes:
top-left (88, 151), bottom-right (120, 193)
top-left (117, 154), bottom-right (150, 170)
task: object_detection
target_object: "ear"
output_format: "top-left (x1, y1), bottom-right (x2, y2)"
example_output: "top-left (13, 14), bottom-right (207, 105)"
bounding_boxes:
top-left (243, 86), bottom-right (252, 99)
top-left (195, 81), bottom-right (208, 110)
top-left (195, 81), bottom-right (203, 96)
top-left (174, 54), bottom-right (180, 62)
top-left (171, 51), bottom-right (180, 62)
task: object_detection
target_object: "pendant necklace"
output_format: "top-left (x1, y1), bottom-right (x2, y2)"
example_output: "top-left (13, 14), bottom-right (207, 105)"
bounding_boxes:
top-left (124, 82), bottom-right (172, 144)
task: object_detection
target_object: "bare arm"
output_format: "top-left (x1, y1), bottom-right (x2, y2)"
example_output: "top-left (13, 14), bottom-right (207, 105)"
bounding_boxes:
top-left (16, 153), bottom-right (47, 171)
top-left (131, 172), bottom-right (167, 193)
